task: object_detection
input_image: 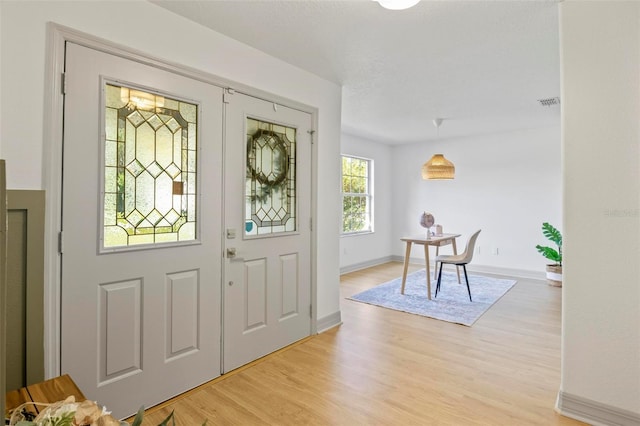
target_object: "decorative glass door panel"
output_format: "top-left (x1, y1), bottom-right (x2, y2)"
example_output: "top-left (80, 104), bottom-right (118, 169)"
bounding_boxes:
top-left (103, 83), bottom-right (198, 249)
top-left (245, 118), bottom-right (296, 236)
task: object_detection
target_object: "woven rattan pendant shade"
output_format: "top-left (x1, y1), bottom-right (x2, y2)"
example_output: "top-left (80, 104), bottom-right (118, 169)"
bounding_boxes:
top-left (422, 154), bottom-right (455, 180)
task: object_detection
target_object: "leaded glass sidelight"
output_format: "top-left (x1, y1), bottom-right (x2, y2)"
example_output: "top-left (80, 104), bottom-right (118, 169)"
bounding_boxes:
top-left (245, 118), bottom-right (296, 236)
top-left (103, 83), bottom-right (198, 249)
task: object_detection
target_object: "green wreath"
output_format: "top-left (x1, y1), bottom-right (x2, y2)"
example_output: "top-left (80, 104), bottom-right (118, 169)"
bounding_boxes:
top-left (247, 129), bottom-right (289, 187)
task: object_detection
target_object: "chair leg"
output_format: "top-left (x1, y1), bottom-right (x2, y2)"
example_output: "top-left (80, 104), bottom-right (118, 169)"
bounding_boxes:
top-left (435, 262), bottom-right (444, 298)
top-left (462, 264), bottom-right (472, 302)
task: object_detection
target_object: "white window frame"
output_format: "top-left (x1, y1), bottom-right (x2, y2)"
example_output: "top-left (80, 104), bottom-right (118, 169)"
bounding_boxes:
top-left (341, 154), bottom-right (374, 235)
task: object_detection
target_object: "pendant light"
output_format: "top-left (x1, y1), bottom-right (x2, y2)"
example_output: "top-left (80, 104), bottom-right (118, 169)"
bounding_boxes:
top-left (422, 118), bottom-right (455, 180)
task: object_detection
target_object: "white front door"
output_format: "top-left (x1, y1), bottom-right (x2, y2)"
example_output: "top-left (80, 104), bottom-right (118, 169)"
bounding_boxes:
top-left (61, 43), bottom-right (223, 418)
top-left (223, 92), bottom-right (312, 372)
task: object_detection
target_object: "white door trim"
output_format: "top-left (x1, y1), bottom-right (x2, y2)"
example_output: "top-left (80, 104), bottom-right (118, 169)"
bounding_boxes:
top-left (43, 22), bottom-right (318, 379)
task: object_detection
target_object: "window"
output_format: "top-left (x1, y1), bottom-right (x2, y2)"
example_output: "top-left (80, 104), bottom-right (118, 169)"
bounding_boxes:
top-left (102, 83), bottom-right (198, 249)
top-left (341, 155), bottom-right (373, 234)
top-left (245, 117), bottom-right (297, 236)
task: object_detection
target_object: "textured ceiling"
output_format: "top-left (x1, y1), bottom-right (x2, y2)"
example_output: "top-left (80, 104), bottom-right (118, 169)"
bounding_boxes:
top-left (150, 0), bottom-right (561, 144)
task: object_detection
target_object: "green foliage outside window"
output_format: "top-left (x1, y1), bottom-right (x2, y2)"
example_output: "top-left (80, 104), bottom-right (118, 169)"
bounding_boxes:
top-left (342, 156), bottom-right (372, 233)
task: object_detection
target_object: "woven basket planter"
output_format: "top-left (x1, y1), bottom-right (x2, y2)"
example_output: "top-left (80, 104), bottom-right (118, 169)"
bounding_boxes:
top-left (546, 264), bottom-right (562, 287)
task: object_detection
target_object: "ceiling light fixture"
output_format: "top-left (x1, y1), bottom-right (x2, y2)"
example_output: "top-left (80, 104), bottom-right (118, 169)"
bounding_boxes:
top-left (376, 0), bottom-right (421, 11)
top-left (422, 118), bottom-right (455, 180)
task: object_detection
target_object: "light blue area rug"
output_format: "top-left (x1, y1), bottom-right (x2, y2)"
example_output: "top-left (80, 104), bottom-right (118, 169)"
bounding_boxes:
top-left (347, 269), bottom-right (517, 326)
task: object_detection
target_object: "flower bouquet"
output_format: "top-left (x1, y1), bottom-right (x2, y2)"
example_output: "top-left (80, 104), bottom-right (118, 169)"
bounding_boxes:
top-left (8, 396), bottom-right (123, 426)
top-left (8, 397), bottom-right (198, 426)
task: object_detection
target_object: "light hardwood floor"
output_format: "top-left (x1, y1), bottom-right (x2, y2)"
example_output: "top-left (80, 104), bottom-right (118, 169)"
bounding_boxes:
top-left (138, 262), bottom-right (585, 425)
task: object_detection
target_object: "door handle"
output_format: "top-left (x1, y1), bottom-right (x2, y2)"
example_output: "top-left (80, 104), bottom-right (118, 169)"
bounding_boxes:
top-left (226, 248), bottom-right (244, 261)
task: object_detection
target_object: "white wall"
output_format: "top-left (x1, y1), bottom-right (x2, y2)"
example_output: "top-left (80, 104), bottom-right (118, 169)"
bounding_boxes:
top-left (560, 0), bottom-right (640, 417)
top-left (0, 3), bottom-right (3, 155)
top-left (391, 126), bottom-right (562, 275)
top-left (340, 133), bottom-right (393, 270)
top-left (0, 1), bottom-right (342, 322)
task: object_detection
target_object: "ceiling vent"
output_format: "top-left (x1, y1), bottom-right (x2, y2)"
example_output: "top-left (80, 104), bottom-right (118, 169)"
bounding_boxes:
top-left (538, 97), bottom-right (560, 107)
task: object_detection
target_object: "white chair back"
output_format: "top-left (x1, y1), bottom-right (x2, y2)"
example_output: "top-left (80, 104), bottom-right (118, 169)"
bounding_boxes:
top-left (459, 230), bottom-right (482, 264)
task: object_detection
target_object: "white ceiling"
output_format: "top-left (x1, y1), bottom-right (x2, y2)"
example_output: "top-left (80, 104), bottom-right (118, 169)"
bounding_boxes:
top-left (150, 0), bottom-right (561, 144)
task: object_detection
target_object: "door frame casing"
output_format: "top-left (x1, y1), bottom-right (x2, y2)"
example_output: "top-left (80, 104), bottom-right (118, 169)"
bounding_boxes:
top-left (42, 23), bottom-right (319, 378)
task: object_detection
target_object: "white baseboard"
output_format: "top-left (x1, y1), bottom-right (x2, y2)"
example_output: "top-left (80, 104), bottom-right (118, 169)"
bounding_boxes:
top-left (556, 391), bottom-right (640, 426)
top-left (340, 256), bottom-right (395, 275)
top-left (388, 255), bottom-right (546, 281)
top-left (316, 310), bottom-right (342, 333)
top-left (465, 264), bottom-right (546, 281)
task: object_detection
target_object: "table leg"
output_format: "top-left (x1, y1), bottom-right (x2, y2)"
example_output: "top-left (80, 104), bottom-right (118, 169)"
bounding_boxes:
top-left (434, 246), bottom-right (440, 281)
top-left (452, 237), bottom-right (461, 284)
top-left (400, 242), bottom-right (412, 294)
top-left (424, 243), bottom-right (432, 300)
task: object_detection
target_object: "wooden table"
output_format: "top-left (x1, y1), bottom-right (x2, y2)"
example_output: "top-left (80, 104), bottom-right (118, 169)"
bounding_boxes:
top-left (400, 233), bottom-right (461, 300)
top-left (5, 374), bottom-right (85, 421)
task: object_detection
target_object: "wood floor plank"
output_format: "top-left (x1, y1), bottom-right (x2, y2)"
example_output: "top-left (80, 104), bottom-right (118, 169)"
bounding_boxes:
top-left (137, 262), bottom-right (584, 425)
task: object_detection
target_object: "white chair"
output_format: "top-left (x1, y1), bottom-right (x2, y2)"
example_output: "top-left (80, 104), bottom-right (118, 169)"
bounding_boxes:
top-left (434, 230), bottom-right (481, 301)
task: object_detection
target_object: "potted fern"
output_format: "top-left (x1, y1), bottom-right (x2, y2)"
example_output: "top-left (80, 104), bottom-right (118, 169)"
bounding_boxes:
top-left (535, 222), bottom-right (562, 287)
